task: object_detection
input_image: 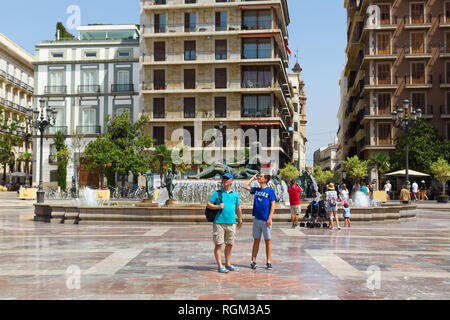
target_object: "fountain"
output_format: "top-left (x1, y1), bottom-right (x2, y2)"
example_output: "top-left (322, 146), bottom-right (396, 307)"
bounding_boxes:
top-left (73, 188), bottom-right (101, 207)
top-left (349, 191), bottom-right (382, 208)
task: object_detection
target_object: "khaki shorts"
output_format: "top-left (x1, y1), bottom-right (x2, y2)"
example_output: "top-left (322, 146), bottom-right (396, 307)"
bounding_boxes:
top-left (290, 205), bottom-right (302, 216)
top-left (213, 223), bottom-right (236, 246)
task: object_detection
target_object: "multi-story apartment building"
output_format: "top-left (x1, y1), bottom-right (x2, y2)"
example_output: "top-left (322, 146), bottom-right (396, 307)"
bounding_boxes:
top-left (313, 143), bottom-right (340, 172)
top-left (342, 0), bottom-right (450, 182)
top-left (33, 25), bottom-right (140, 189)
top-left (140, 0), bottom-right (295, 174)
top-left (336, 67), bottom-right (348, 175)
top-left (289, 61), bottom-right (307, 171)
top-left (0, 33), bottom-right (34, 186)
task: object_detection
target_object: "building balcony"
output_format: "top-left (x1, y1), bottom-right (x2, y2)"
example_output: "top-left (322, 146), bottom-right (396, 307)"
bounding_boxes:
top-left (76, 126), bottom-right (101, 134)
top-left (0, 98), bottom-right (28, 114)
top-left (0, 69), bottom-right (5, 79)
top-left (44, 126), bottom-right (68, 135)
top-left (111, 84), bottom-right (134, 94)
top-left (45, 86), bottom-right (67, 95)
top-left (78, 85), bottom-right (101, 94)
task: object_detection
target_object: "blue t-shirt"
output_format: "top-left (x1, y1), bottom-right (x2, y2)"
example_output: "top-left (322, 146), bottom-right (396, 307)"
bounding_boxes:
top-left (209, 189), bottom-right (241, 224)
top-left (344, 208), bottom-right (351, 218)
top-left (250, 187), bottom-right (277, 222)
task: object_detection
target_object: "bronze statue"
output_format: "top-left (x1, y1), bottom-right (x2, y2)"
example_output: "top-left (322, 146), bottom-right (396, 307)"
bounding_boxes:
top-left (161, 168), bottom-right (176, 200)
top-left (143, 170), bottom-right (155, 200)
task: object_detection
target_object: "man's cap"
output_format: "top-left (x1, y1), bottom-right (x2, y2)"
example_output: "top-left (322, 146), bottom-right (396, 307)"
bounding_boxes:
top-left (222, 173), bottom-right (234, 180)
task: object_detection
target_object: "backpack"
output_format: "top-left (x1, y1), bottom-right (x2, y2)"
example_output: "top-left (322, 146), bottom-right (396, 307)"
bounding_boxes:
top-left (205, 190), bottom-right (223, 222)
top-left (328, 192), bottom-right (337, 206)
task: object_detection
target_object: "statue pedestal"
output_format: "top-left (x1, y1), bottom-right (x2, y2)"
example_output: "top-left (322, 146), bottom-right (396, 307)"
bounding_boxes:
top-left (165, 199), bottom-right (178, 206)
top-left (136, 200), bottom-right (159, 208)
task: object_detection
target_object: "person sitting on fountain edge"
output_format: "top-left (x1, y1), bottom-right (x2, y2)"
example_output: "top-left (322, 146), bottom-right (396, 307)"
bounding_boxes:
top-left (243, 173), bottom-right (277, 271)
top-left (207, 173), bottom-right (243, 274)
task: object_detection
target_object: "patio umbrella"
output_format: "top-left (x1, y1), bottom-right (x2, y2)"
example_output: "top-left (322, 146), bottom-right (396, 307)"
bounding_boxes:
top-left (385, 169), bottom-right (430, 177)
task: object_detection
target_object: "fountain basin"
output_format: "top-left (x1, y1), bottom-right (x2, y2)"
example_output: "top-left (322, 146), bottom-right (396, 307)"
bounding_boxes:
top-left (34, 203), bottom-right (417, 225)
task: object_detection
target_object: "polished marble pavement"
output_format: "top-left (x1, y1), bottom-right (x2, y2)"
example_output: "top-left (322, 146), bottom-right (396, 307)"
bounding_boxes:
top-left (0, 202), bottom-right (450, 300)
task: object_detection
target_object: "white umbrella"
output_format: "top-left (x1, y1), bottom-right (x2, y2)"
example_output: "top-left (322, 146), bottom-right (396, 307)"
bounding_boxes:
top-left (385, 169), bottom-right (430, 177)
top-left (10, 172), bottom-right (26, 177)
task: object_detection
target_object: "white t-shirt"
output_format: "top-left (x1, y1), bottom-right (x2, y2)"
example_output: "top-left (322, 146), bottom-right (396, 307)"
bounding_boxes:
top-left (326, 191), bottom-right (338, 205)
top-left (341, 189), bottom-right (349, 202)
top-left (384, 183), bottom-right (392, 192)
top-left (412, 183), bottom-right (419, 193)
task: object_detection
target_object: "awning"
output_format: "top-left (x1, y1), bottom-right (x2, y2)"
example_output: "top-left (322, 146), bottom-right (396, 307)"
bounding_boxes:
top-left (385, 169), bottom-right (430, 177)
top-left (240, 121), bottom-right (281, 126)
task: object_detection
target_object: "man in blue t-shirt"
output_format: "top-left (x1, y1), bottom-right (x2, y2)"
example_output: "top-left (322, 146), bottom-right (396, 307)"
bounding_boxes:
top-left (207, 173), bottom-right (242, 274)
top-left (244, 173), bottom-right (277, 271)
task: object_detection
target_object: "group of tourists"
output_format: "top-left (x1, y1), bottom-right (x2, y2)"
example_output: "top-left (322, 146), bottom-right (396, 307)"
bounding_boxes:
top-left (207, 173), bottom-right (276, 274)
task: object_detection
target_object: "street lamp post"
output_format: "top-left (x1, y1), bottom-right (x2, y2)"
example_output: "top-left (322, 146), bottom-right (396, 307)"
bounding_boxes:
top-left (33, 98), bottom-right (57, 203)
top-left (219, 121), bottom-right (224, 164)
top-left (391, 99), bottom-right (422, 190)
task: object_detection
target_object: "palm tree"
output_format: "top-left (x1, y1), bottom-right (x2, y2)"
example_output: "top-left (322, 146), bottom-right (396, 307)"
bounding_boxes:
top-left (369, 153), bottom-right (391, 190)
top-left (151, 145), bottom-right (172, 183)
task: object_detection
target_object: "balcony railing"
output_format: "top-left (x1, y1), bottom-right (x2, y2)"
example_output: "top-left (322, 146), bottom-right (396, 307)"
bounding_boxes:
top-left (0, 70), bottom-right (6, 79)
top-left (76, 126), bottom-right (101, 134)
top-left (78, 85), bottom-right (101, 94)
top-left (111, 84), bottom-right (134, 93)
top-left (0, 99), bottom-right (28, 113)
top-left (242, 109), bottom-right (272, 118)
top-left (45, 86), bottom-right (67, 95)
top-left (45, 126), bottom-right (68, 135)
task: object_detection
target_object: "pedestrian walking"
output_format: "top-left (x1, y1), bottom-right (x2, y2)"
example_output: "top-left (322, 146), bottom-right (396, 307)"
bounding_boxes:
top-left (399, 185), bottom-right (411, 205)
top-left (340, 184), bottom-right (349, 203)
top-left (288, 180), bottom-right (303, 228)
top-left (384, 180), bottom-right (392, 200)
top-left (207, 173), bottom-right (243, 273)
top-left (419, 181), bottom-right (429, 201)
top-left (412, 181), bottom-right (419, 201)
top-left (243, 174), bottom-right (277, 271)
top-left (326, 183), bottom-right (341, 230)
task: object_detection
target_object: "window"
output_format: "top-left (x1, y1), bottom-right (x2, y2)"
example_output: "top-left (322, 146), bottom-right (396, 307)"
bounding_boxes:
top-left (183, 126), bottom-right (195, 147)
top-left (85, 52), bottom-right (97, 58)
top-left (82, 109), bottom-right (96, 133)
top-left (154, 42), bottom-right (166, 61)
top-left (215, 68), bottom-right (227, 89)
top-left (118, 51), bottom-right (130, 57)
top-left (377, 64), bottom-right (391, 85)
top-left (117, 70), bottom-right (130, 85)
top-left (378, 124), bottom-right (391, 145)
top-left (50, 71), bottom-right (63, 86)
top-left (215, 97), bottom-right (227, 118)
top-left (379, 4), bottom-right (391, 25)
top-left (215, 12), bottom-right (227, 31)
top-left (153, 127), bottom-right (165, 146)
top-left (242, 95), bottom-right (271, 117)
top-left (184, 97), bottom-right (196, 118)
top-left (184, 41), bottom-right (196, 60)
top-left (411, 63), bottom-right (425, 84)
top-left (377, 34), bottom-right (390, 55)
top-left (155, 14), bottom-right (166, 33)
top-left (447, 2), bottom-right (450, 23)
top-left (51, 52), bottom-right (63, 58)
top-left (447, 122), bottom-right (450, 139)
top-left (242, 66), bottom-right (271, 88)
top-left (411, 32), bottom-right (425, 54)
top-left (377, 93), bottom-right (391, 115)
top-left (215, 40), bottom-right (227, 60)
top-left (185, 12), bottom-right (196, 32)
top-left (242, 38), bottom-right (271, 59)
top-left (153, 98), bottom-right (165, 118)
top-left (184, 69), bottom-right (196, 89)
top-left (410, 3), bottom-right (424, 24)
top-left (154, 70), bottom-right (165, 90)
top-left (412, 92), bottom-right (426, 112)
top-left (446, 33), bottom-right (450, 54)
top-left (242, 10), bottom-right (271, 30)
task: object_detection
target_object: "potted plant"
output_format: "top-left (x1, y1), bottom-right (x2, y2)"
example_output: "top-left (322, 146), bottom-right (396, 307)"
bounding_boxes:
top-left (430, 158), bottom-right (450, 203)
top-left (199, 106), bottom-right (209, 118)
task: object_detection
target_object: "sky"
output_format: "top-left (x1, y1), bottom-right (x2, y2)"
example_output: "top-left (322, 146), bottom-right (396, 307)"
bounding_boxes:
top-left (0, 0), bottom-right (347, 166)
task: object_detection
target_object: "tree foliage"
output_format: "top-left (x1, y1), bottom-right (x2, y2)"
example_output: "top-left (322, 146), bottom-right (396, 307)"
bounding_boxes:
top-left (313, 166), bottom-right (339, 193)
top-left (389, 118), bottom-right (450, 175)
top-left (369, 153), bottom-right (391, 189)
top-left (56, 22), bottom-right (75, 40)
top-left (0, 108), bottom-right (20, 182)
top-left (280, 163), bottom-right (300, 184)
top-left (53, 131), bottom-right (69, 190)
top-left (342, 155), bottom-right (370, 184)
top-left (430, 158), bottom-right (450, 196)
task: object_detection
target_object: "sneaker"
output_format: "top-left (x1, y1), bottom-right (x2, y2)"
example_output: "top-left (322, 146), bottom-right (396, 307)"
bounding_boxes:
top-left (250, 261), bottom-right (257, 270)
top-left (266, 263), bottom-right (273, 270)
top-left (225, 265), bottom-right (239, 272)
top-left (292, 224), bottom-right (296, 229)
top-left (328, 226), bottom-right (334, 230)
top-left (218, 267), bottom-right (229, 273)
top-left (337, 226), bottom-right (342, 230)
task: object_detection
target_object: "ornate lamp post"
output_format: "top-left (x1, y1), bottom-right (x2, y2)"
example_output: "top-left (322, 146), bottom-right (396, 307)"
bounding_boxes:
top-left (33, 98), bottom-right (57, 203)
top-left (219, 121), bottom-right (224, 164)
top-left (391, 99), bottom-right (422, 190)
top-left (16, 108), bottom-right (34, 187)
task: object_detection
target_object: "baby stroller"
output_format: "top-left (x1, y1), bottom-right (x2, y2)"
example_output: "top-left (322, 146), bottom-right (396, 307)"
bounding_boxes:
top-left (300, 200), bottom-right (329, 229)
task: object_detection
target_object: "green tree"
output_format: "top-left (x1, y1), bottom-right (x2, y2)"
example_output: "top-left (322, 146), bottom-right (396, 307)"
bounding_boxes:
top-left (150, 144), bottom-right (172, 183)
top-left (343, 155), bottom-right (370, 184)
top-left (430, 158), bottom-right (450, 196)
top-left (83, 136), bottom-right (117, 188)
top-left (280, 163), bottom-right (300, 184)
top-left (0, 108), bottom-right (20, 182)
top-left (389, 118), bottom-right (450, 175)
top-left (56, 22), bottom-right (75, 40)
top-left (369, 153), bottom-right (391, 189)
top-left (53, 131), bottom-right (69, 190)
top-left (313, 166), bottom-right (338, 193)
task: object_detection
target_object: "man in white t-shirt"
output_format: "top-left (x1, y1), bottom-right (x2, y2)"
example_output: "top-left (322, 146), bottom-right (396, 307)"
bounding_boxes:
top-left (412, 181), bottom-right (419, 201)
top-left (384, 181), bottom-right (392, 200)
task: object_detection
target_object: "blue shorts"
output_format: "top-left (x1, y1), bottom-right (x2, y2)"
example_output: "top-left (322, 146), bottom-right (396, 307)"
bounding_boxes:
top-left (253, 218), bottom-right (272, 240)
